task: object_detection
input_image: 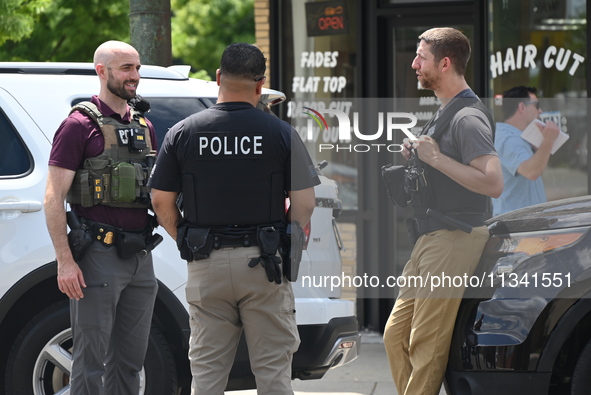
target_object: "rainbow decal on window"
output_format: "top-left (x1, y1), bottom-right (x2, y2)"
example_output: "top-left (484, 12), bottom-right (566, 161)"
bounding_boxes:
top-left (303, 107), bottom-right (329, 131)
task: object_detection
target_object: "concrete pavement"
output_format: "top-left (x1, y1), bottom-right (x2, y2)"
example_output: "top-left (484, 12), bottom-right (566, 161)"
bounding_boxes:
top-left (227, 330), bottom-right (447, 395)
top-left (290, 330), bottom-right (396, 395)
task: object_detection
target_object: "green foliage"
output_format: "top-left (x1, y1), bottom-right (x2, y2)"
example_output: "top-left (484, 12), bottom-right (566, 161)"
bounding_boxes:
top-left (0, 0), bottom-right (52, 45)
top-left (171, 0), bottom-right (255, 80)
top-left (0, 0), bottom-right (256, 76)
top-left (190, 69), bottom-right (213, 81)
top-left (0, 0), bottom-right (130, 62)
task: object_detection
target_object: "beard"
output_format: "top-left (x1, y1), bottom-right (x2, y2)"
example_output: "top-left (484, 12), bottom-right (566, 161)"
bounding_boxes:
top-left (418, 71), bottom-right (439, 91)
top-left (106, 73), bottom-right (137, 101)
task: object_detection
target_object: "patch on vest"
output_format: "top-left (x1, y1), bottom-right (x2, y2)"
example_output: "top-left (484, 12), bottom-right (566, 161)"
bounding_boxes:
top-left (116, 127), bottom-right (146, 152)
top-left (194, 131), bottom-right (267, 159)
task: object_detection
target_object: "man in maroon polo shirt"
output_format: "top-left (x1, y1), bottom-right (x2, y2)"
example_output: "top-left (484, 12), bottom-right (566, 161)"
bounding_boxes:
top-left (44, 41), bottom-right (158, 395)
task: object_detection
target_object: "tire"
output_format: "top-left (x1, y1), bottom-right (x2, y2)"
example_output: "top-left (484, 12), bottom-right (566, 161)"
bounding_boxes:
top-left (5, 300), bottom-right (177, 395)
top-left (144, 324), bottom-right (178, 395)
top-left (571, 338), bottom-right (591, 394)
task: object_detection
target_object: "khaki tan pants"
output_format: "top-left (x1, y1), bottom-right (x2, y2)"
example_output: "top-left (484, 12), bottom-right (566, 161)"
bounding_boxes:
top-left (185, 246), bottom-right (300, 395)
top-left (383, 226), bottom-right (489, 395)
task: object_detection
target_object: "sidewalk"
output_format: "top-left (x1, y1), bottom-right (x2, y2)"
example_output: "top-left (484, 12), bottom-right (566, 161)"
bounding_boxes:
top-left (227, 330), bottom-right (447, 395)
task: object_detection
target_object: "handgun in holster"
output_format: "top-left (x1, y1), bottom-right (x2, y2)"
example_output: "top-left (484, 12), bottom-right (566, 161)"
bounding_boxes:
top-left (66, 211), bottom-right (93, 261)
top-left (138, 233), bottom-right (163, 257)
top-left (281, 222), bottom-right (305, 282)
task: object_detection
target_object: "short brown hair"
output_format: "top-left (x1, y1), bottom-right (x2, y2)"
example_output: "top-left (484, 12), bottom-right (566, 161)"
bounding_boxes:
top-left (418, 27), bottom-right (471, 76)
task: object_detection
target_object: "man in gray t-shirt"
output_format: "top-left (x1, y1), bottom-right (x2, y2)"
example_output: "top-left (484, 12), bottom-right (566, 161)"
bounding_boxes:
top-left (427, 94), bottom-right (497, 168)
top-left (383, 28), bottom-right (504, 395)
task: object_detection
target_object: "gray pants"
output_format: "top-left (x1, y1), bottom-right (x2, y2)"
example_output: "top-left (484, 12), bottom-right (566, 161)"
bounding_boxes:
top-left (70, 240), bottom-right (158, 395)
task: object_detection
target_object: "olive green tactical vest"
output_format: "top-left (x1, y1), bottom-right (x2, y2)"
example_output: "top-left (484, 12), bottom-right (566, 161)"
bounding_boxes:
top-left (66, 101), bottom-right (156, 209)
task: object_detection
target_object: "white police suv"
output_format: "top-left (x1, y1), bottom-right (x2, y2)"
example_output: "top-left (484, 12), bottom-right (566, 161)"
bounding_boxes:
top-left (0, 62), bottom-right (359, 394)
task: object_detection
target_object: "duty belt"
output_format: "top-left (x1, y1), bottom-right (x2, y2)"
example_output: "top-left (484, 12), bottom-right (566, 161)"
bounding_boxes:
top-left (212, 230), bottom-right (258, 249)
top-left (78, 217), bottom-right (162, 260)
top-left (82, 218), bottom-right (149, 247)
top-left (411, 211), bottom-right (484, 236)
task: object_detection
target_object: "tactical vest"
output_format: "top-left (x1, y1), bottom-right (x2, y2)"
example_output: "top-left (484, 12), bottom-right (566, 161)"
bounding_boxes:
top-left (410, 98), bottom-right (495, 217)
top-left (180, 129), bottom-right (286, 227)
top-left (66, 101), bottom-right (156, 208)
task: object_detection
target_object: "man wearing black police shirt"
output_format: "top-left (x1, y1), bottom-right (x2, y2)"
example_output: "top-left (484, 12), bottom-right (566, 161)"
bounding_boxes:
top-left (149, 43), bottom-right (318, 394)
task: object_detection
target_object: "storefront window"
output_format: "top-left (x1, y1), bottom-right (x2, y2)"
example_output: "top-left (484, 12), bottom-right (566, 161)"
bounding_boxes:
top-left (489, 0), bottom-right (588, 200)
top-left (279, 0), bottom-right (358, 210)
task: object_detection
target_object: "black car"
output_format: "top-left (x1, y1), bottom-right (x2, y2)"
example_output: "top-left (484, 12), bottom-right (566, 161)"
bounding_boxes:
top-left (446, 195), bottom-right (591, 395)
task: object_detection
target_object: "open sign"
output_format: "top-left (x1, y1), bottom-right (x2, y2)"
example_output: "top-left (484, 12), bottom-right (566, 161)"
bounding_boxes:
top-left (306, 0), bottom-right (349, 37)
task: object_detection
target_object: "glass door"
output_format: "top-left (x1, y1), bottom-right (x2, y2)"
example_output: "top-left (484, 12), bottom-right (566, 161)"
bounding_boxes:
top-left (374, 18), bottom-right (482, 330)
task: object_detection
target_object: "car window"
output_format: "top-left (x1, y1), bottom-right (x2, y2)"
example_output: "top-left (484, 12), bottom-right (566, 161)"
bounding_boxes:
top-left (0, 109), bottom-right (32, 177)
top-left (144, 97), bottom-right (213, 149)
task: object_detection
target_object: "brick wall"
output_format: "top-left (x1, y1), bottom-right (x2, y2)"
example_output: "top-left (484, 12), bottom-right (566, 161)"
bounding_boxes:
top-left (254, 0), bottom-right (271, 87)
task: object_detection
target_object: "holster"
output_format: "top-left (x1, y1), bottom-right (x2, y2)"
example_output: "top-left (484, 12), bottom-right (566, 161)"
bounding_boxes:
top-left (66, 211), bottom-right (93, 261)
top-left (405, 212), bottom-right (481, 246)
top-left (280, 222), bottom-right (305, 282)
top-left (257, 226), bottom-right (280, 256)
top-left (381, 164), bottom-right (410, 207)
top-left (404, 217), bottom-right (420, 245)
top-left (116, 231), bottom-right (148, 259)
top-left (249, 226), bottom-right (283, 284)
top-left (85, 219), bottom-right (155, 259)
top-left (177, 224), bottom-right (213, 262)
top-left (67, 228), bottom-right (94, 262)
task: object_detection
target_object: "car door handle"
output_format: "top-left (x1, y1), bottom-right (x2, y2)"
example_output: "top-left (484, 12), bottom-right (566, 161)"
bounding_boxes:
top-left (0, 201), bottom-right (43, 213)
top-left (332, 218), bottom-right (345, 252)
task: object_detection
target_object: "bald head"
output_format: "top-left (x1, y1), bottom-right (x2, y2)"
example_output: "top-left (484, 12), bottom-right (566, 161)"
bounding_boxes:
top-left (94, 41), bottom-right (140, 68)
top-left (93, 41), bottom-right (142, 109)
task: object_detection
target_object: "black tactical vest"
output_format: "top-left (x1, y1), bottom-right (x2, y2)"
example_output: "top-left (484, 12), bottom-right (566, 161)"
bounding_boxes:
top-left (410, 98), bottom-right (495, 217)
top-left (66, 102), bottom-right (155, 208)
top-left (180, 128), bottom-right (287, 227)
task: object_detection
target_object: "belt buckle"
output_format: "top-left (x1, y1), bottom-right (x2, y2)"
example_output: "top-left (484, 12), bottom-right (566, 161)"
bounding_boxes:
top-left (213, 233), bottom-right (255, 249)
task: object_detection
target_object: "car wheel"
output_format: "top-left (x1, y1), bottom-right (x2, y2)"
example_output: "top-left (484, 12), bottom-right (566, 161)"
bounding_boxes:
top-left (5, 300), bottom-right (177, 395)
top-left (571, 337), bottom-right (591, 394)
top-left (144, 321), bottom-right (178, 395)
